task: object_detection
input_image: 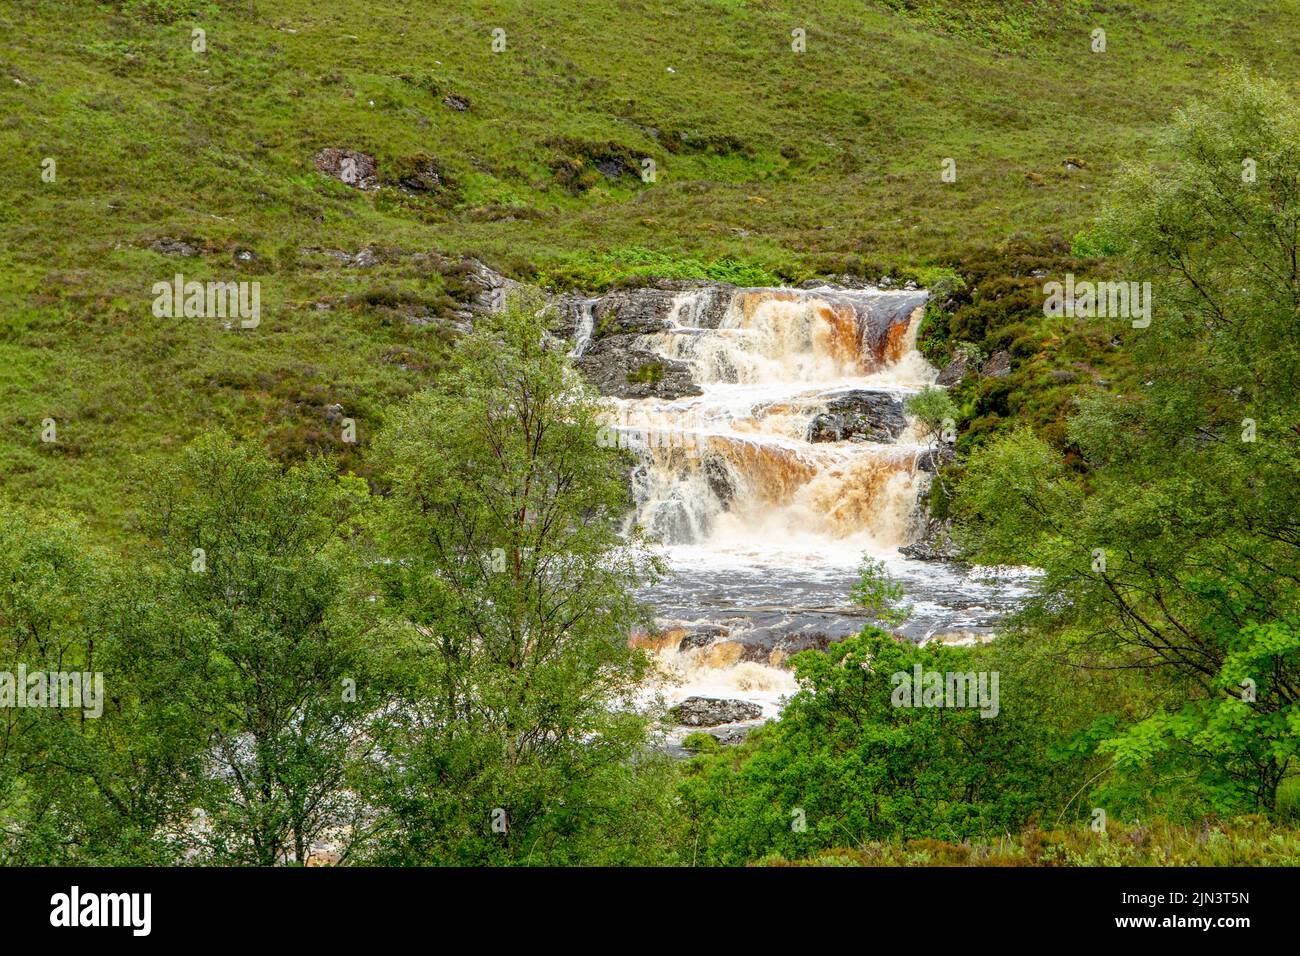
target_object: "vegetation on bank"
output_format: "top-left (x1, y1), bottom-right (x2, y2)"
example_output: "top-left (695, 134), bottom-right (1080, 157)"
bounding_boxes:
top-left (2, 0), bottom-right (1298, 867)
top-left (768, 818), bottom-right (1300, 867)
top-left (677, 68), bottom-right (1299, 867)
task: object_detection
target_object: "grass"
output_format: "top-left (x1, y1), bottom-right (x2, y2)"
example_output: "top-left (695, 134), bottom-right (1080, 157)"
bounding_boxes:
top-left (770, 817), bottom-right (1300, 866)
top-left (3, 0), bottom-right (1300, 530)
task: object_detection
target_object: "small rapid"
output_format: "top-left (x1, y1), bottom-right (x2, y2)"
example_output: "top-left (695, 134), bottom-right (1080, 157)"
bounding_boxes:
top-left (592, 283), bottom-right (1029, 722)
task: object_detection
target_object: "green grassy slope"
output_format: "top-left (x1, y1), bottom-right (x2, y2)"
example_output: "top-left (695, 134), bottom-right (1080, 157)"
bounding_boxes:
top-left (2, 0), bottom-right (1298, 528)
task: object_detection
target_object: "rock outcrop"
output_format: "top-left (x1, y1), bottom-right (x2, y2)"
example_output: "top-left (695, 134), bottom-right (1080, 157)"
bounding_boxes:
top-left (313, 148), bottom-right (379, 190)
top-left (463, 257), bottom-right (527, 315)
top-left (668, 696), bottom-right (764, 727)
top-left (936, 351), bottom-right (973, 386)
top-left (936, 348), bottom-right (1013, 385)
top-left (901, 486), bottom-right (962, 561)
top-left (807, 390), bottom-right (907, 444)
top-left (981, 349), bottom-right (1012, 378)
top-left (573, 335), bottom-right (701, 399)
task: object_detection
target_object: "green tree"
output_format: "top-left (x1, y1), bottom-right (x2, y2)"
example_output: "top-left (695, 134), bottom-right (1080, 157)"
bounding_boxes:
top-left (905, 384), bottom-right (957, 448)
top-left (361, 300), bottom-right (679, 865)
top-left (0, 506), bottom-right (199, 864)
top-left (111, 434), bottom-right (381, 864)
top-left (680, 630), bottom-right (1069, 864)
top-left (953, 69), bottom-right (1300, 816)
top-left (906, 384), bottom-right (957, 496)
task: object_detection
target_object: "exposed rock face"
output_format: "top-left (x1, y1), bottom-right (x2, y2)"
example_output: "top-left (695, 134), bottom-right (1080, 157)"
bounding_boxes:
top-left (937, 348), bottom-right (1012, 384)
top-left (702, 457), bottom-right (735, 508)
top-left (807, 390), bottom-right (907, 444)
top-left (313, 148), bottom-right (379, 190)
top-left (709, 726), bottom-right (753, 746)
top-left (573, 335), bottom-right (701, 399)
top-left (915, 445), bottom-right (956, 473)
top-left (554, 285), bottom-right (684, 338)
top-left (463, 257), bottom-right (527, 315)
top-left (901, 483), bottom-right (962, 561)
top-left (900, 534), bottom-right (962, 562)
top-left (668, 696), bottom-right (763, 727)
top-left (150, 237), bottom-right (198, 257)
top-left (981, 350), bottom-right (1012, 378)
top-left (936, 352), bottom-right (972, 386)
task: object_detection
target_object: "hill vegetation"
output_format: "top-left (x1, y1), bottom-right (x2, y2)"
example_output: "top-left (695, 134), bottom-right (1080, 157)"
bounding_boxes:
top-left (2, 2), bottom-right (1298, 869)
top-left (4, 0), bottom-right (1299, 524)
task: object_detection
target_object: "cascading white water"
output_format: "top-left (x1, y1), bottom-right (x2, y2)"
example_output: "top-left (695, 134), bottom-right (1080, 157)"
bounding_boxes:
top-left (608, 284), bottom-right (1035, 735)
top-left (612, 286), bottom-right (934, 551)
top-left (569, 298), bottom-right (597, 357)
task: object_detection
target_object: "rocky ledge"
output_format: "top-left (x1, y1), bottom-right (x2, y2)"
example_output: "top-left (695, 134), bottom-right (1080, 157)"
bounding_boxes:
top-left (807, 389), bottom-right (907, 443)
top-left (572, 335), bottom-right (701, 400)
top-left (668, 696), bottom-right (764, 727)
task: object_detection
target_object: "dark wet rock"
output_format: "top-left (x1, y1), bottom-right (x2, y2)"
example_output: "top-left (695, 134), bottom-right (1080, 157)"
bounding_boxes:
top-left (703, 457), bottom-right (735, 508)
top-left (915, 445), bottom-right (956, 473)
top-left (150, 237), bottom-right (198, 257)
top-left (936, 352), bottom-right (972, 386)
top-left (553, 281), bottom-right (735, 341)
top-left (668, 697), bottom-right (763, 727)
top-left (981, 350), bottom-right (1012, 378)
top-left (710, 628), bottom-right (839, 668)
top-left (678, 624), bottom-right (730, 651)
top-left (573, 335), bottom-right (701, 399)
top-left (807, 390), bottom-right (906, 444)
top-left (902, 499), bottom-right (961, 562)
top-left (710, 726), bottom-right (753, 746)
top-left (766, 632), bottom-right (836, 667)
top-left (900, 536), bottom-right (962, 561)
top-left (313, 148), bottom-right (379, 190)
top-left (559, 287), bottom-right (676, 337)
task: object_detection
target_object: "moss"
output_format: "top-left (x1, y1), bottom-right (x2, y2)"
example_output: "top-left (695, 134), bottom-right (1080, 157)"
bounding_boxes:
top-left (627, 361), bottom-right (664, 385)
top-left (682, 732), bottom-right (720, 753)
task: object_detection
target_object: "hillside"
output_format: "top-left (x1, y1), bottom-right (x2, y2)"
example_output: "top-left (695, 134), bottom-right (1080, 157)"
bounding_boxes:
top-left (2, 0), bottom-right (1299, 527)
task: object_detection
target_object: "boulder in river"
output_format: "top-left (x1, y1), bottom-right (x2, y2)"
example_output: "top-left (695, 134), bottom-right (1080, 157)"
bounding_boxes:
top-left (807, 390), bottom-right (907, 443)
top-left (668, 696), bottom-right (763, 726)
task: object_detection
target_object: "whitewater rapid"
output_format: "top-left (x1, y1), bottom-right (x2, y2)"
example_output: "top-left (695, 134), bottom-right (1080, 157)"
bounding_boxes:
top-left (602, 284), bottom-right (1032, 722)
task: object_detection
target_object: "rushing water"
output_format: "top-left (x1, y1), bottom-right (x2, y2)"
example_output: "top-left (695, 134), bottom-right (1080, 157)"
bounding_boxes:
top-left (602, 284), bottom-right (1033, 722)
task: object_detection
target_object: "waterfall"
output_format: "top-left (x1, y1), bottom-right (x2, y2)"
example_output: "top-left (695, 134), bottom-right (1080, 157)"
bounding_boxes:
top-left (602, 283), bottom-right (1032, 728)
top-left (569, 298), bottom-right (597, 358)
top-left (611, 285), bottom-right (934, 551)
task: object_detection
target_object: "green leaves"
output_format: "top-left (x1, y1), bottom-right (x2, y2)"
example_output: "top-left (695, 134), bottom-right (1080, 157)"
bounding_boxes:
top-left (360, 300), bottom-right (676, 865)
top-left (850, 557), bottom-right (910, 627)
top-left (680, 630), bottom-right (1070, 864)
top-left (951, 70), bottom-right (1300, 820)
